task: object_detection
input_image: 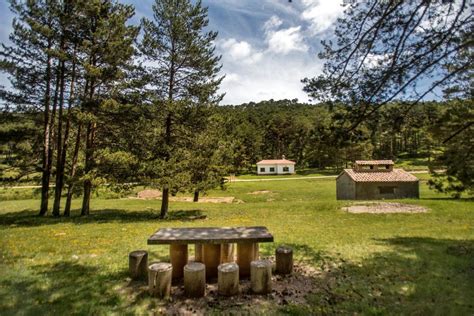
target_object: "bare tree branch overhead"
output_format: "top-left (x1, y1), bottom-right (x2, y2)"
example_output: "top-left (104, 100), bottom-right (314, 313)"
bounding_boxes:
top-left (303, 0), bottom-right (473, 132)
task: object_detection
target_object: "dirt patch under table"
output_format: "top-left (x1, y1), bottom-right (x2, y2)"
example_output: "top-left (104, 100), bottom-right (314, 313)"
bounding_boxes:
top-left (342, 202), bottom-right (428, 214)
top-left (120, 260), bottom-right (318, 315)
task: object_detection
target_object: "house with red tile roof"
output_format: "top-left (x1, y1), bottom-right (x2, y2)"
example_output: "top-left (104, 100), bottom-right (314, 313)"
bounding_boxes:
top-left (256, 156), bottom-right (295, 175)
top-left (336, 160), bottom-right (419, 200)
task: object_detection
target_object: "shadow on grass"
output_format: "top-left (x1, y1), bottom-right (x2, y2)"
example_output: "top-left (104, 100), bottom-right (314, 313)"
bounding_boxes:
top-left (283, 237), bottom-right (474, 315)
top-left (0, 208), bottom-right (205, 227)
top-left (0, 261), bottom-right (156, 315)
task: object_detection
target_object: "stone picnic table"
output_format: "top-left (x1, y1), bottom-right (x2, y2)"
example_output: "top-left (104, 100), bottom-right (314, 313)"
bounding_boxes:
top-left (147, 226), bottom-right (274, 278)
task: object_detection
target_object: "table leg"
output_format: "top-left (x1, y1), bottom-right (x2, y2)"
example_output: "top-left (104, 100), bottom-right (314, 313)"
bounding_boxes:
top-left (220, 243), bottom-right (235, 263)
top-left (170, 244), bottom-right (188, 279)
top-left (237, 242), bottom-right (258, 278)
top-left (203, 244), bottom-right (221, 279)
top-left (194, 244), bottom-right (203, 262)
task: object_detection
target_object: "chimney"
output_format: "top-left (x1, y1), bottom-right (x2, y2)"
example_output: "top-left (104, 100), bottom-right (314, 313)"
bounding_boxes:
top-left (282, 155), bottom-right (286, 160)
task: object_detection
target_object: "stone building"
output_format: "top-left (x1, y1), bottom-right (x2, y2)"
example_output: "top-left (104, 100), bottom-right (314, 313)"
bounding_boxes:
top-left (336, 160), bottom-right (419, 200)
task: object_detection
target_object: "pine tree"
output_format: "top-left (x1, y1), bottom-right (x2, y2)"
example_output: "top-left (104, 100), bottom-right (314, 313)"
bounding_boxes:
top-left (187, 116), bottom-right (232, 202)
top-left (0, 0), bottom-right (63, 216)
top-left (76, 0), bottom-right (138, 216)
top-left (140, 0), bottom-right (223, 218)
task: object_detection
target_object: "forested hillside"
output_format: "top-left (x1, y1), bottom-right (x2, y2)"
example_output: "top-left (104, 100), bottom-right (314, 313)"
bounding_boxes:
top-left (1, 98), bottom-right (469, 175)
top-left (216, 99), bottom-right (455, 172)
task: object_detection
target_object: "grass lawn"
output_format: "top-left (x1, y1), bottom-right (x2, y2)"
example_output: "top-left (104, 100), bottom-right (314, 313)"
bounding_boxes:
top-left (0, 176), bottom-right (473, 315)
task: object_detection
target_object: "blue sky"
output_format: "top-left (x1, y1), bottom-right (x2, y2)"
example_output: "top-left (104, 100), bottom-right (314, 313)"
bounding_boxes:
top-left (0, 0), bottom-right (345, 105)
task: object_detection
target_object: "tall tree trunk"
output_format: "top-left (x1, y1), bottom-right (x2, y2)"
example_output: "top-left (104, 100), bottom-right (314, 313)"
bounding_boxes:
top-left (160, 109), bottom-right (173, 217)
top-left (160, 48), bottom-right (175, 218)
top-left (52, 58), bottom-right (66, 216)
top-left (39, 39), bottom-right (53, 216)
top-left (64, 123), bottom-right (81, 217)
top-left (193, 190), bottom-right (199, 202)
top-left (55, 45), bottom-right (77, 216)
top-left (160, 187), bottom-right (169, 218)
top-left (81, 122), bottom-right (95, 216)
top-left (81, 71), bottom-right (96, 216)
top-left (40, 52), bottom-right (61, 215)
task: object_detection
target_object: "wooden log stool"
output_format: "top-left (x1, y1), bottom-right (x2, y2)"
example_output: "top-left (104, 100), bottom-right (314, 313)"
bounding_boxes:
top-left (218, 262), bottom-right (239, 296)
top-left (184, 262), bottom-right (206, 298)
top-left (275, 246), bottom-right (293, 275)
top-left (250, 260), bottom-right (272, 294)
top-left (129, 250), bottom-right (148, 281)
top-left (170, 244), bottom-right (188, 279)
top-left (148, 262), bottom-right (172, 298)
top-left (203, 244), bottom-right (221, 279)
top-left (220, 243), bottom-right (235, 263)
top-left (237, 242), bottom-right (258, 278)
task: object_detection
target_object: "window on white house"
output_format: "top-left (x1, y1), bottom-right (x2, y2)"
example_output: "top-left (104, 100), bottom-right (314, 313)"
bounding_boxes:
top-left (269, 167), bottom-right (275, 172)
top-left (283, 166), bottom-right (289, 172)
top-left (260, 167), bottom-right (265, 172)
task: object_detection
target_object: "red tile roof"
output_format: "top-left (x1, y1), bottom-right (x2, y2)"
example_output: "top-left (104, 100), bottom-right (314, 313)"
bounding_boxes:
top-left (340, 168), bottom-right (418, 182)
top-left (355, 160), bottom-right (394, 165)
top-left (257, 159), bottom-right (295, 165)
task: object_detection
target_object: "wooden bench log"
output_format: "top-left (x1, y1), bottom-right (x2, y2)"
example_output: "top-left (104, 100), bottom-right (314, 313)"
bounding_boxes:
top-left (148, 262), bottom-right (172, 298)
top-left (129, 250), bottom-right (148, 281)
top-left (275, 246), bottom-right (293, 275)
top-left (170, 244), bottom-right (188, 279)
top-left (194, 244), bottom-right (203, 262)
top-left (184, 262), bottom-right (206, 298)
top-left (220, 243), bottom-right (235, 263)
top-left (237, 242), bottom-right (258, 278)
top-left (250, 260), bottom-right (272, 294)
top-left (203, 244), bottom-right (221, 279)
top-left (218, 263), bottom-right (239, 296)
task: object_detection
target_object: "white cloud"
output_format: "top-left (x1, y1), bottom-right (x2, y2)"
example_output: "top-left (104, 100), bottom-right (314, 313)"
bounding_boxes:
top-left (218, 53), bottom-right (322, 105)
top-left (223, 73), bottom-right (241, 84)
top-left (364, 53), bottom-right (391, 68)
top-left (301, 0), bottom-right (344, 35)
top-left (219, 38), bottom-right (263, 64)
top-left (263, 15), bottom-right (283, 31)
top-left (266, 26), bottom-right (308, 55)
top-left (221, 39), bottom-right (251, 59)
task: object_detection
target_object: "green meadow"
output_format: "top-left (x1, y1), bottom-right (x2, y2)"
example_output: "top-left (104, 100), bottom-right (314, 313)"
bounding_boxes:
top-left (0, 175), bottom-right (473, 315)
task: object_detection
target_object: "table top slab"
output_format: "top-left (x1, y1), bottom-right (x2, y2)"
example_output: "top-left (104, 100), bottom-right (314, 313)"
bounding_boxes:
top-left (147, 226), bottom-right (274, 245)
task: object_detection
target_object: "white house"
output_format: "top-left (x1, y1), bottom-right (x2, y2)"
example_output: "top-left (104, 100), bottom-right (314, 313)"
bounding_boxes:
top-left (256, 157), bottom-right (296, 175)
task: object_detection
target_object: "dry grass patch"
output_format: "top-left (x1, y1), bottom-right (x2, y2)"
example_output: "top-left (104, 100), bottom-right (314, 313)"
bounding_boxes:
top-left (248, 190), bottom-right (272, 195)
top-left (170, 197), bottom-right (235, 204)
top-left (343, 202), bottom-right (428, 214)
top-left (134, 190), bottom-right (236, 203)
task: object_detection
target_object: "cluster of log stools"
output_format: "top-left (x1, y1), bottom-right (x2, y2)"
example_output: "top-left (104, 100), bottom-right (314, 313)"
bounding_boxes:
top-left (129, 226), bottom-right (293, 299)
top-left (129, 245), bottom-right (293, 299)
